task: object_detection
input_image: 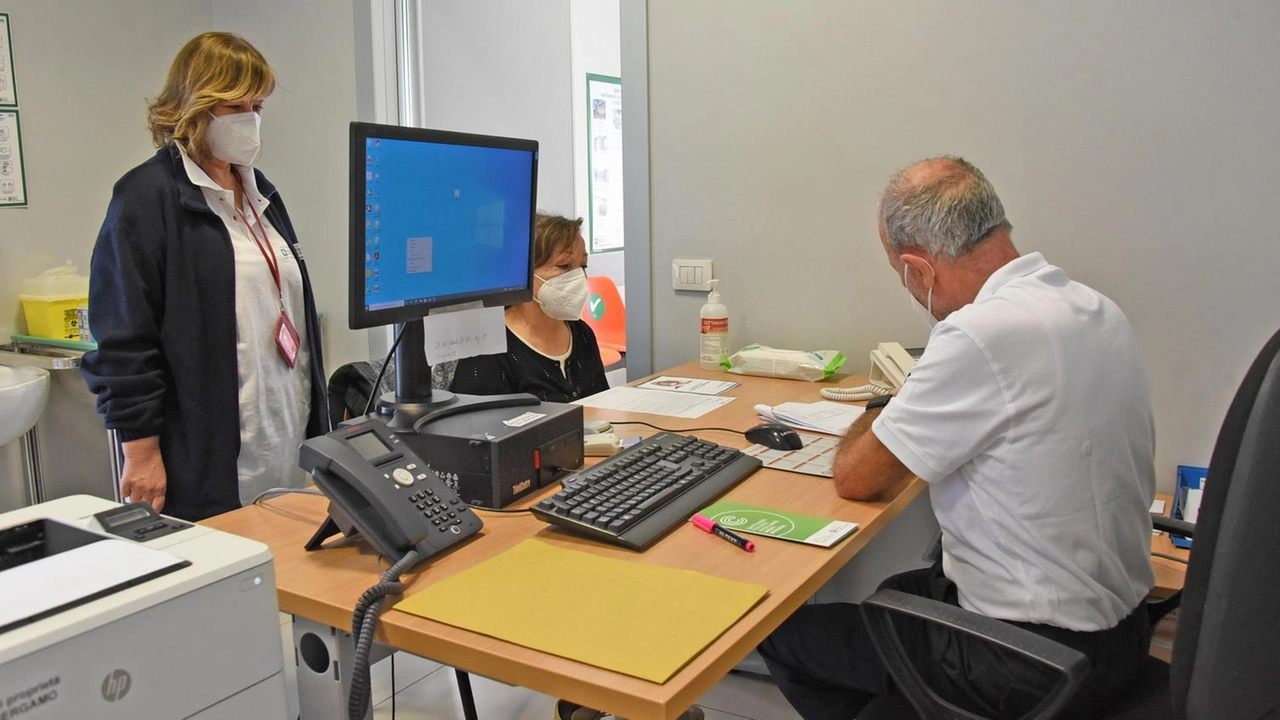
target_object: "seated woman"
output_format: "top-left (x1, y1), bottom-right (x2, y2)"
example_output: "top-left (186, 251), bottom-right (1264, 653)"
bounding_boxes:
top-left (450, 213), bottom-right (610, 403)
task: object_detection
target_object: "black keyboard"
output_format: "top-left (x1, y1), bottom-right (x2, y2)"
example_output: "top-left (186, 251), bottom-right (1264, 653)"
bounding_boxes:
top-left (531, 432), bottom-right (762, 550)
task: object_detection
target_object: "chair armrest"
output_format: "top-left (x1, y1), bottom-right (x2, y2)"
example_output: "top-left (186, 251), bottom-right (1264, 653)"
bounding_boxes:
top-left (1151, 513), bottom-right (1194, 538)
top-left (860, 589), bottom-right (1090, 720)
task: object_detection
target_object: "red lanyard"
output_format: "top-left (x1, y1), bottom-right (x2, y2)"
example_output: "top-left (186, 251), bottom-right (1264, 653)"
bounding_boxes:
top-left (238, 201), bottom-right (283, 307)
top-left (235, 196), bottom-right (301, 369)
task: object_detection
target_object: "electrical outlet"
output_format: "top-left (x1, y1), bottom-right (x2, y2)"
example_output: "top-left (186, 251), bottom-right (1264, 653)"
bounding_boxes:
top-left (672, 258), bottom-right (714, 291)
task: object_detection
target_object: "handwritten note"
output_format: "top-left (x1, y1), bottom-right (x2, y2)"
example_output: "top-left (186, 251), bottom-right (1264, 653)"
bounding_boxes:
top-left (423, 305), bottom-right (507, 364)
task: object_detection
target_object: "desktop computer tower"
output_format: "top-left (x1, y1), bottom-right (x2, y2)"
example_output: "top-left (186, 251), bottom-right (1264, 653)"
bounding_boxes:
top-left (397, 399), bottom-right (584, 509)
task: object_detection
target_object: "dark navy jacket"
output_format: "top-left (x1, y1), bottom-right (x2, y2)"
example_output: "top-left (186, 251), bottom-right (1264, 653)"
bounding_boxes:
top-left (82, 144), bottom-right (329, 521)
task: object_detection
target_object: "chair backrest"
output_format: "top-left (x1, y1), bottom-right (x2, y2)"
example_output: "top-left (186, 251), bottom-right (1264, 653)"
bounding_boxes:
top-left (581, 275), bottom-right (626, 352)
top-left (1171, 327), bottom-right (1280, 719)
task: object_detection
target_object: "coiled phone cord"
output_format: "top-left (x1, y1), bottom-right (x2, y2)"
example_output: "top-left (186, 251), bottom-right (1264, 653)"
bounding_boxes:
top-left (348, 549), bottom-right (420, 720)
top-left (819, 380), bottom-right (894, 402)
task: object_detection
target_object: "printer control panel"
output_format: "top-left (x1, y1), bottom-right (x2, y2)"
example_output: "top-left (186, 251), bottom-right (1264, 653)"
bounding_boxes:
top-left (91, 502), bottom-right (192, 542)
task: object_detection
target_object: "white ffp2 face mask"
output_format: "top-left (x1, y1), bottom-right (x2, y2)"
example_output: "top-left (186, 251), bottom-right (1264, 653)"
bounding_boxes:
top-left (904, 263), bottom-right (938, 329)
top-left (206, 111), bottom-right (262, 166)
top-left (535, 268), bottom-right (589, 320)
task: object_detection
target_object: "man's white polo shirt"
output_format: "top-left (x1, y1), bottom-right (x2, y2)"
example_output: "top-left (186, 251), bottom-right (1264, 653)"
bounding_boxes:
top-left (872, 252), bottom-right (1156, 631)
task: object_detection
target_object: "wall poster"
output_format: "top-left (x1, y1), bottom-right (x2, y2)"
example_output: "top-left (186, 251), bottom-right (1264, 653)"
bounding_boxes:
top-left (0, 13), bottom-right (17, 107)
top-left (0, 110), bottom-right (26, 207)
top-left (586, 74), bottom-right (623, 253)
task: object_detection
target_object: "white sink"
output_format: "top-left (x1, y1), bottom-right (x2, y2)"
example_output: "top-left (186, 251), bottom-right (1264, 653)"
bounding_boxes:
top-left (0, 365), bottom-right (50, 448)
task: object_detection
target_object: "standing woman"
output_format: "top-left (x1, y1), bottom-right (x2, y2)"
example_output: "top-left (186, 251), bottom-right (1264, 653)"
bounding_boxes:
top-left (82, 32), bottom-right (328, 520)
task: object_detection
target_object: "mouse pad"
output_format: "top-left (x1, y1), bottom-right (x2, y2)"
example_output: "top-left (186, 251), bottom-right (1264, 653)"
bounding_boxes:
top-left (743, 433), bottom-right (837, 477)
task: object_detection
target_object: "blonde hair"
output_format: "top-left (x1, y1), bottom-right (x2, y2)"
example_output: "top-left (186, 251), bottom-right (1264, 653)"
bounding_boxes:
top-left (147, 32), bottom-right (275, 164)
top-left (533, 213), bottom-right (585, 268)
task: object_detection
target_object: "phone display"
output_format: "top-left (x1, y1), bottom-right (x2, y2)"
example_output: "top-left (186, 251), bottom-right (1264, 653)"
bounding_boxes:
top-left (347, 431), bottom-right (391, 461)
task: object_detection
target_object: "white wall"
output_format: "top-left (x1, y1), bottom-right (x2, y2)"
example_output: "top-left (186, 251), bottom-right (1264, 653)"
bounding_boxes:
top-left (212, 0), bottom-right (364, 370)
top-left (0, 0), bottom-right (210, 340)
top-left (570, 0), bottom-right (624, 286)
top-left (417, 0), bottom-right (575, 217)
top-left (643, 0), bottom-right (1280, 491)
top-left (0, 0), bottom-right (365, 372)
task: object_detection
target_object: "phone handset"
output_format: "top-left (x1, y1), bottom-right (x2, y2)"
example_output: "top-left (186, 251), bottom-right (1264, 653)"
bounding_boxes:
top-left (869, 342), bottom-right (916, 387)
top-left (820, 342), bottom-right (917, 402)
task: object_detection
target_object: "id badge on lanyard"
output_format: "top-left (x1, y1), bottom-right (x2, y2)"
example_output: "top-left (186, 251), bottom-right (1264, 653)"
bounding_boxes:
top-left (275, 308), bottom-right (301, 368)
top-left (243, 204), bottom-right (300, 369)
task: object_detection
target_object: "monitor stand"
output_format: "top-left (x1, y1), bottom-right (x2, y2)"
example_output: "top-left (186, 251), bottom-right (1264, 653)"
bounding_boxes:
top-left (376, 319), bottom-right (539, 432)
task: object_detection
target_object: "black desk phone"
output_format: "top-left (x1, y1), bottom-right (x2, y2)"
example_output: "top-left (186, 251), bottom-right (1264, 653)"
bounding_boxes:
top-left (299, 416), bottom-right (482, 565)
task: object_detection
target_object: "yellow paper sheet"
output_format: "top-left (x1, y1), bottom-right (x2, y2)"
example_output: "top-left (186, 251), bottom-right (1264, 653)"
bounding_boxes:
top-left (395, 539), bottom-right (768, 683)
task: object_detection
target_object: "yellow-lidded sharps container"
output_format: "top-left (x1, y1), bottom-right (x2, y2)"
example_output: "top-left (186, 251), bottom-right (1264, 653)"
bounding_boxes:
top-left (20, 263), bottom-right (91, 341)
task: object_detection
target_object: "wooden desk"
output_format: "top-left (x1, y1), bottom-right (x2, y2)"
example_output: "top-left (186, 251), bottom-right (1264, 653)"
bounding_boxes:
top-left (204, 363), bottom-right (922, 720)
top-left (1151, 492), bottom-right (1190, 597)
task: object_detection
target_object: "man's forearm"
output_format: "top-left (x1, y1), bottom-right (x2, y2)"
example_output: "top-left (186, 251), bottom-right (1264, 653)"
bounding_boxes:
top-left (831, 406), bottom-right (911, 500)
top-left (837, 406), bottom-right (881, 452)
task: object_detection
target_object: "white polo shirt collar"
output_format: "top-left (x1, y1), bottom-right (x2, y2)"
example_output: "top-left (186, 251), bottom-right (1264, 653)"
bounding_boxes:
top-left (175, 144), bottom-right (270, 216)
top-left (972, 251), bottom-right (1048, 303)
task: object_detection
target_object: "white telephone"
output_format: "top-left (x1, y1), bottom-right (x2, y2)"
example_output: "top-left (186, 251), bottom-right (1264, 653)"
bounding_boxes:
top-left (820, 342), bottom-right (917, 402)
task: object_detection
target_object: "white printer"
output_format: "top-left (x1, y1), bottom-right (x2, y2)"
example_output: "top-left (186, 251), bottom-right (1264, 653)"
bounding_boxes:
top-left (0, 495), bottom-right (287, 719)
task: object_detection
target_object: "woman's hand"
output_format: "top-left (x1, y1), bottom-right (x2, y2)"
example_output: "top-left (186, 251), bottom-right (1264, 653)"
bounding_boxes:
top-left (121, 436), bottom-right (167, 511)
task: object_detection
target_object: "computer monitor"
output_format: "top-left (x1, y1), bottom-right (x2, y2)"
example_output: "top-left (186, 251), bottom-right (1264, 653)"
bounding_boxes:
top-left (349, 122), bottom-right (539, 328)
top-left (349, 122), bottom-right (539, 426)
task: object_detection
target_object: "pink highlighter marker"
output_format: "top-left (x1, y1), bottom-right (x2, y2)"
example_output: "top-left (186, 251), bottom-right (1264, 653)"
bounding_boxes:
top-left (691, 513), bottom-right (755, 552)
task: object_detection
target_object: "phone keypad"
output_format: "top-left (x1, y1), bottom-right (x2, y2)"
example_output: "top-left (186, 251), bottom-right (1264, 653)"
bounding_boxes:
top-left (407, 487), bottom-right (464, 531)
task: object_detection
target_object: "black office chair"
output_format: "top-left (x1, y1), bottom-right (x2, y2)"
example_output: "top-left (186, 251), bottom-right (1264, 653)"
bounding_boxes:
top-left (857, 327), bottom-right (1280, 720)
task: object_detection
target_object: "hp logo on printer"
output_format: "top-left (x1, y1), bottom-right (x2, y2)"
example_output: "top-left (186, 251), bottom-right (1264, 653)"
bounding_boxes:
top-left (101, 669), bottom-right (131, 702)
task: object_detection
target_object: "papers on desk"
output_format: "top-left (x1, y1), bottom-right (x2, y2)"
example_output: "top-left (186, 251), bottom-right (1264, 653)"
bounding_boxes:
top-left (575, 386), bottom-right (736, 419)
top-left (1150, 499), bottom-right (1167, 535)
top-left (744, 433), bottom-right (838, 478)
top-left (395, 539), bottom-right (768, 683)
top-left (755, 401), bottom-right (865, 436)
top-left (1182, 488), bottom-right (1204, 525)
top-left (635, 376), bottom-right (739, 395)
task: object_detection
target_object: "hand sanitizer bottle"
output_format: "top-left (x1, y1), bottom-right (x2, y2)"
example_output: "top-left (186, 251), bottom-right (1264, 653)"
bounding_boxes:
top-left (700, 279), bottom-right (729, 371)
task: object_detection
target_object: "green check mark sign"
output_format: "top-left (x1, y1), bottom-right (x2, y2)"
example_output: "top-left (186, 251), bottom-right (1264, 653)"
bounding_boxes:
top-left (588, 294), bottom-right (605, 320)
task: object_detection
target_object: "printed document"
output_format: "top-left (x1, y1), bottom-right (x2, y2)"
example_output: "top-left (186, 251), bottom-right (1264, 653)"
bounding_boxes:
top-left (755, 401), bottom-right (865, 436)
top-left (635, 376), bottom-right (739, 396)
top-left (576, 386), bottom-right (735, 418)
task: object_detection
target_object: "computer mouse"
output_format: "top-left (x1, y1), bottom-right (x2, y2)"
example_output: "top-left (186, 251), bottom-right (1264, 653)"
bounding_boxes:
top-left (744, 422), bottom-right (804, 451)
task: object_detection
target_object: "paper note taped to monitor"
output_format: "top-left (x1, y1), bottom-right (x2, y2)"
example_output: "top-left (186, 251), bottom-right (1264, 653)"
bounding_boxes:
top-left (422, 304), bottom-right (507, 364)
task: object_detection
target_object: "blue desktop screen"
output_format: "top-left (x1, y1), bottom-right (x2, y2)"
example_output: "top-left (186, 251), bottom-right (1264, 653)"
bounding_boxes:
top-left (361, 136), bottom-right (535, 312)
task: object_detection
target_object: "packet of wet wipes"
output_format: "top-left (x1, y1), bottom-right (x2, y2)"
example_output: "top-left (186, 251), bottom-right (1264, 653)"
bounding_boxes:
top-left (723, 344), bottom-right (846, 381)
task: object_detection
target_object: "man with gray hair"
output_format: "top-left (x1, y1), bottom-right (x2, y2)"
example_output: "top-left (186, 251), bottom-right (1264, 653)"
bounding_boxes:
top-left (759, 157), bottom-right (1157, 718)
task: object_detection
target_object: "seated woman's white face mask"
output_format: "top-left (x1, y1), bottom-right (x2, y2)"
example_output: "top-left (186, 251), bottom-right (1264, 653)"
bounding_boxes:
top-left (535, 268), bottom-right (589, 320)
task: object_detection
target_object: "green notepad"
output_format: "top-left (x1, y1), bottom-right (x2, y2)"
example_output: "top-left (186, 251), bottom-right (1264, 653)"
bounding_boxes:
top-left (699, 501), bottom-right (858, 548)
